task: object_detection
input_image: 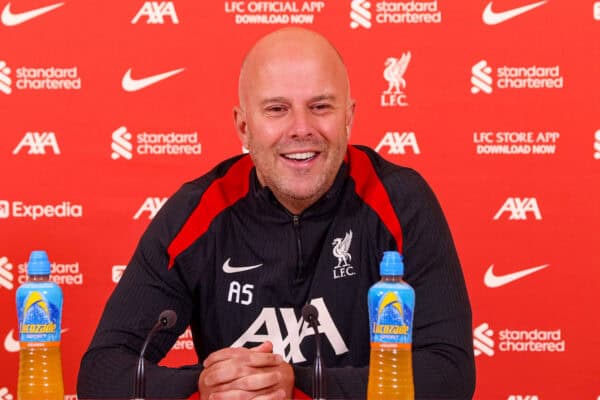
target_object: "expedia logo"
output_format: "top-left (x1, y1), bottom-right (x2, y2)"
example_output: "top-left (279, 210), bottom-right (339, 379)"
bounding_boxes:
top-left (0, 200), bottom-right (83, 220)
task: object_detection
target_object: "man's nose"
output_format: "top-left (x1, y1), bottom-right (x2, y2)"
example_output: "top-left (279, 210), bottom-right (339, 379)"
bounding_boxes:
top-left (288, 108), bottom-right (314, 137)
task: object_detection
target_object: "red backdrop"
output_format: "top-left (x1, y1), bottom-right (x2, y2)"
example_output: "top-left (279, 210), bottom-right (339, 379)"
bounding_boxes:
top-left (1, 1), bottom-right (599, 399)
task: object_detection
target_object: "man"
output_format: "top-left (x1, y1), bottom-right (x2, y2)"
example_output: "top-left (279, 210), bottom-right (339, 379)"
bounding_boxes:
top-left (78, 28), bottom-right (475, 399)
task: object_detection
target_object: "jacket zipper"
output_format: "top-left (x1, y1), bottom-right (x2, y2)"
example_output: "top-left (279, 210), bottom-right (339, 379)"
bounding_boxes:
top-left (292, 214), bottom-right (303, 279)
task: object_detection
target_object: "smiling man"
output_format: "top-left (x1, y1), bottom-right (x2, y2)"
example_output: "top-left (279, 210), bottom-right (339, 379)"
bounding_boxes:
top-left (78, 28), bottom-right (475, 400)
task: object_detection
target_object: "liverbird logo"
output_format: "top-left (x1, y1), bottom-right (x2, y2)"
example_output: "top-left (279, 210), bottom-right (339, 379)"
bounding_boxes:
top-left (332, 230), bottom-right (355, 279)
top-left (383, 52), bottom-right (411, 94)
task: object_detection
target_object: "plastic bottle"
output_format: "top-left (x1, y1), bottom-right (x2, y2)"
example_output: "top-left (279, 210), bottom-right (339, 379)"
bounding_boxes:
top-left (367, 251), bottom-right (415, 400)
top-left (16, 250), bottom-right (64, 400)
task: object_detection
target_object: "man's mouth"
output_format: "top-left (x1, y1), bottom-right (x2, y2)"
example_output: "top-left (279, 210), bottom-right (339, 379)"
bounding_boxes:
top-left (282, 151), bottom-right (318, 161)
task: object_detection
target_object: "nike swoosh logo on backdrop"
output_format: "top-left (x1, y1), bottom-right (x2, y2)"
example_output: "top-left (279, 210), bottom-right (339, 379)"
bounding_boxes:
top-left (121, 67), bottom-right (185, 92)
top-left (482, 1), bottom-right (547, 25)
top-left (3, 329), bottom-right (19, 352)
top-left (222, 258), bottom-right (263, 274)
top-left (1, 2), bottom-right (64, 26)
top-left (484, 264), bottom-right (549, 288)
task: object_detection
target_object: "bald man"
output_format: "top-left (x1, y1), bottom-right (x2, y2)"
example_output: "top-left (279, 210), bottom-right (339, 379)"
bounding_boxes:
top-left (78, 28), bottom-right (475, 399)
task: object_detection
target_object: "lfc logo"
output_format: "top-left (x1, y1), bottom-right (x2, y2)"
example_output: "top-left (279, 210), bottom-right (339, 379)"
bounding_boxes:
top-left (332, 230), bottom-right (355, 279)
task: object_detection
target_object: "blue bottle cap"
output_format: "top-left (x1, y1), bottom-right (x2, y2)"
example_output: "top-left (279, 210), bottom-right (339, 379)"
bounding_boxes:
top-left (27, 250), bottom-right (51, 275)
top-left (380, 251), bottom-right (404, 276)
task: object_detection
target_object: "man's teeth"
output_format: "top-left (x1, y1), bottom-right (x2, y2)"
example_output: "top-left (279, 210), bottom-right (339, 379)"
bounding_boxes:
top-left (284, 152), bottom-right (316, 160)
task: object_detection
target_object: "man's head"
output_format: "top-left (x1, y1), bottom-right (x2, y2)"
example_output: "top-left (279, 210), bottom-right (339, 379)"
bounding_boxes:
top-left (234, 27), bottom-right (355, 214)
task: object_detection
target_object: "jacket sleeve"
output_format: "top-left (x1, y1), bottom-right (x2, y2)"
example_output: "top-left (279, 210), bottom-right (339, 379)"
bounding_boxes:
top-left (392, 169), bottom-right (476, 399)
top-left (77, 187), bottom-right (203, 399)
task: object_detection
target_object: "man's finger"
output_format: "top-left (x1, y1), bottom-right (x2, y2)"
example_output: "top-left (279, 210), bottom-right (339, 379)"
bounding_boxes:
top-left (250, 341), bottom-right (273, 353)
top-left (252, 389), bottom-right (286, 400)
top-left (204, 346), bottom-right (281, 369)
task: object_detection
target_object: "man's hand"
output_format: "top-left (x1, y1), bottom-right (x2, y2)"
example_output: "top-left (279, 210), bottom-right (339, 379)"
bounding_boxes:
top-left (198, 341), bottom-right (294, 400)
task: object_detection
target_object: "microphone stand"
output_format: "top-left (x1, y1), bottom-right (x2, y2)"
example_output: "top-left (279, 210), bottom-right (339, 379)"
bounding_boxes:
top-left (132, 310), bottom-right (177, 400)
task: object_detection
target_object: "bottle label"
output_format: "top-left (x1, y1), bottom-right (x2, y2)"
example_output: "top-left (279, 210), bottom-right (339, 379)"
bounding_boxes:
top-left (16, 285), bottom-right (62, 343)
top-left (368, 287), bottom-right (414, 346)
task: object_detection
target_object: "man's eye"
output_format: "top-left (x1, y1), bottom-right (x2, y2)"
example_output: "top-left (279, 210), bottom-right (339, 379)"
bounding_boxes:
top-left (265, 105), bottom-right (287, 114)
top-left (312, 103), bottom-right (333, 112)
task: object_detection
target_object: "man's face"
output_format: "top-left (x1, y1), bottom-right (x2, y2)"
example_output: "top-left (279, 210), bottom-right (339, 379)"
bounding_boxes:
top-left (235, 36), bottom-right (354, 214)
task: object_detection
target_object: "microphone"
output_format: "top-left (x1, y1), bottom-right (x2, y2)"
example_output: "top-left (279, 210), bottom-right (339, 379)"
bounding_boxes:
top-left (302, 304), bottom-right (326, 400)
top-left (133, 309), bottom-right (177, 400)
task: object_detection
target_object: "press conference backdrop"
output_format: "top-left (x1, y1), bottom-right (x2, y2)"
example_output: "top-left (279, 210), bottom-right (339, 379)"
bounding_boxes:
top-left (1, 1), bottom-right (599, 399)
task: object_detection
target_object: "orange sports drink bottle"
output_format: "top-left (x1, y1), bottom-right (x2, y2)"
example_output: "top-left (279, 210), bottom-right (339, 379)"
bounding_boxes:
top-left (367, 251), bottom-right (415, 400)
top-left (16, 250), bottom-right (64, 400)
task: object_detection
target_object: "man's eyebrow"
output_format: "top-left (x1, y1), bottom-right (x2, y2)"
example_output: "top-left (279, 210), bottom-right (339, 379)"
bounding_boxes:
top-left (260, 94), bottom-right (338, 106)
top-left (310, 94), bottom-right (337, 102)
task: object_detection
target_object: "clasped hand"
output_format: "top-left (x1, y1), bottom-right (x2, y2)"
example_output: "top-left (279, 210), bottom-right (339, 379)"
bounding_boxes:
top-left (198, 341), bottom-right (294, 400)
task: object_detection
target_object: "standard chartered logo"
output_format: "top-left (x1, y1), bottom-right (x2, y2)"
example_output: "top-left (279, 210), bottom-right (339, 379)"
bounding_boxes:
top-left (0, 60), bottom-right (11, 94)
top-left (0, 257), bottom-right (14, 290)
top-left (350, 0), bottom-right (371, 29)
top-left (0, 386), bottom-right (14, 400)
top-left (111, 126), bottom-right (133, 160)
top-left (473, 322), bottom-right (494, 356)
top-left (471, 60), bottom-right (493, 94)
top-left (473, 322), bottom-right (565, 357)
top-left (111, 126), bottom-right (201, 160)
top-left (594, 129), bottom-right (600, 160)
top-left (0, 62), bottom-right (81, 92)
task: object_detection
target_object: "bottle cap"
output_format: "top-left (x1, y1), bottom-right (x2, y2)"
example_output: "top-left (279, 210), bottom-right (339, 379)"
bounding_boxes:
top-left (380, 251), bottom-right (404, 276)
top-left (27, 250), bottom-right (51, 275)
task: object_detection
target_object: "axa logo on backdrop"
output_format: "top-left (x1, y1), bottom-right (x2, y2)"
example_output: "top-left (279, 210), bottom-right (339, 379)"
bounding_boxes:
top-left (12, 132), bottom-right (60, 155)
top-left (0, 200), bottom-right (82, 220)
top-left (473, 322), bottom-right (565, 357)
top-left (132, 1), bottom-right (178, 24)
top-left (134, 197), bottom-right (168, 219)
top-left (494, 197), bottom-right (541, 220)
top-left (375, 132), bottom-right (420, 154)
top-left (381, 53), bottom-right (410, 107)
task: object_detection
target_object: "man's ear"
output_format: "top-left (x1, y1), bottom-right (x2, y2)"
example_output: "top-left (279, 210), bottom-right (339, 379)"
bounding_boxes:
top-left (345, 100), bottom-right (356, 139)
top-left (233, 106), bottom-right (249, 149)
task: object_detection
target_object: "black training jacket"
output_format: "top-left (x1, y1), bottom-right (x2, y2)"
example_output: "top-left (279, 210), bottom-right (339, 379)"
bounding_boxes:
top-left (78, 145), bottom-right (475, 399)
